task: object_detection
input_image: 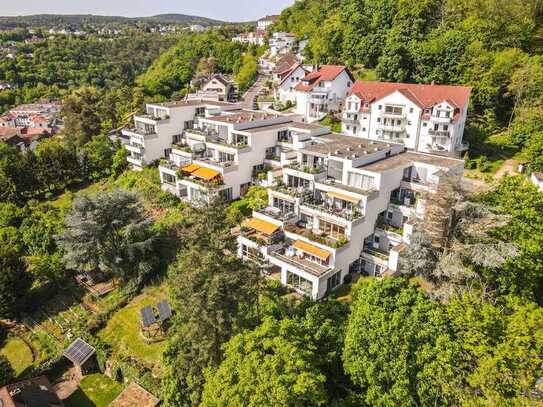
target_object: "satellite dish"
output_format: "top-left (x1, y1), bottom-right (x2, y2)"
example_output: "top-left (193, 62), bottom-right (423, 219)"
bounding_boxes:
top-left (192, 142), bottom-right (206, 153)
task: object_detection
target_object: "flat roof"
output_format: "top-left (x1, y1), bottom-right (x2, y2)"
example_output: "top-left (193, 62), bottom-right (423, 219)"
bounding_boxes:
top-left (153, 99), bottom-right (237, 108)
top-left (360, 151), bottom-right (464, 172)
top-left (301, 133), bottom-right (395, 158)
top-left (209, 110), bottom-right (281, 124)
top-left (109, 382), bottom-right (160, 407)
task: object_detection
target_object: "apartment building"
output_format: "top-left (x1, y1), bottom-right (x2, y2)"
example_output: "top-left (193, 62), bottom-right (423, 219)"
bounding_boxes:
top-left (257, 15), bottom-right (279, 31)
top-left (236, 133), bottom-right (464, 300)
top-left (158, 109), bottom-right (329, 203)
top-left (341, 81), bottom-right (471, 156)
top-left (269, 32), bottom-right (297, 57)
top-left (232, 31), bottom-right (266, 46)
top-left (121, 100), bottom-right (241, 169)
top-left (295, 65), bottom-right (355, 122)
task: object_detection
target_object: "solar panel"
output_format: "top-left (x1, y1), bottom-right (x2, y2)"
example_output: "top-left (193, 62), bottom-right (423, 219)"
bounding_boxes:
top-left (140, 305), bottom-right (156, 328)
top-left (157, 299), bottom-right (172, 322)
top-left (63, 338), bottom-right (95, 366)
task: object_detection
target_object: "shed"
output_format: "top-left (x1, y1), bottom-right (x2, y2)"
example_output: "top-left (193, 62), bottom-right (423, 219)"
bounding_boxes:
top-left (63, 338), bottom-right (97, 376)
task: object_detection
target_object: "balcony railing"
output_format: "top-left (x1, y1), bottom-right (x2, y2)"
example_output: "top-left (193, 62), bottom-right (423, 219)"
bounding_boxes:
top-left (286, 163), bottom-right (326, 175)
top-left (270, 183), bottom-right (305, 197)
top-left (429, 115), bottom-right (452, 124)
top-left (428, 129), bottom-right (451, 137)
top-left (300, 199), bottom-right (364, 222)
top-left (124, 127), bottom-right (156, 136)
top-left (284, 223), bottom-right (348, 249)
top-left (363, 246), bottom-right (389, 260)
top-left (269, 249), bottom-right (332, 277)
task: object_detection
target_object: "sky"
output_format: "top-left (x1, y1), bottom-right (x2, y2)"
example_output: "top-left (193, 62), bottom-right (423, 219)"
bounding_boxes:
top-left (0, 0), bottom-right (295, 22)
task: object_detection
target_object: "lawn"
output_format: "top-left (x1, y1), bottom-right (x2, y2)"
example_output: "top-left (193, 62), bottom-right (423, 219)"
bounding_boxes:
top-left (0, 337), bottom-right (34, 377)
top-left (64, 373), bottom-right (122, 407)
top-left (98, 284), bottom-right (168, 368)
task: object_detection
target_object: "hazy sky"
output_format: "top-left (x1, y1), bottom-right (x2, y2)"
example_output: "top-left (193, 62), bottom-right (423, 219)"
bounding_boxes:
top-left (0, 0), bottom-right (295, 22)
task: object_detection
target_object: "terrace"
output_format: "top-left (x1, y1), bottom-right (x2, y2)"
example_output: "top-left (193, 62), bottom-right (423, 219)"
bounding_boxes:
top-left (284, 222), bottom-right (348, 249)
top-left (269, 247), bottom-right (332, 277)
top-left (301, 194), bottom-right (364, 222)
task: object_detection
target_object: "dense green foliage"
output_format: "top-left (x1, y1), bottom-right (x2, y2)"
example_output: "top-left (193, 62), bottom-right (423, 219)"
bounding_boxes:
top-left (275, 0), bottom-right (543, 168)
top-left (0, 32), bottom-right (176, 112)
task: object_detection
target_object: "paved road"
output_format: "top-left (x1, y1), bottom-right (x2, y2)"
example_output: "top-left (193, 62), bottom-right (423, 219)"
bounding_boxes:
top-left (241, 74), bottom-right (266, 110)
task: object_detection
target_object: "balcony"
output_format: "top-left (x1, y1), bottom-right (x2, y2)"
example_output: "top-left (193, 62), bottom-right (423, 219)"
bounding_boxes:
top-left (309, 96), bottom-right (327, 105)
top-left (362, 246), bottom-right (389, 261)
top-left (126, 143), bottom-right (144, 154)
top-left (300, 197), bottom-right (364, 222)
top-left (284, 222), bottom-right (348, 249)
top-left (194, 157), bottom-right (238, 172)
top-left (127, 156), bottom-right (143, 167)
top-left (123, 127), bottom-right (156, 137)
top-left (286, 163), bottom-right (326, 175)
top-left (342, 114), bottom-right (360, 123)
top-left (270, 183), bottom-right (305, 198)
top-left (269, 248), bottom-right (332, 277)
top-left (135, 113), bottom-right (170, 122)
top-left (240, 227), bottom-right (284, 247)
top-left (429, 115), bottom-right (452, 124)
top-left (428, 129), bottom-right (451, 137)
top-left (258, 207), bottom-right (297, 223)
top-left (377, 130), bottom-right (407, 140)
top-left (379, 110), bottom-right (406, 119)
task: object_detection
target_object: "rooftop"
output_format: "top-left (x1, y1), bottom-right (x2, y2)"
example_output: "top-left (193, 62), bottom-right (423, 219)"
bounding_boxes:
top-left (153, 99), bottom-right (237, 108)
top-left (209, 110), bottom-right (281, 124)
top-left (300, 133), bottom-right (395, 158)
top-left (295, 65), bottom-right (354, 92)
top-left (109, 382), bottom-right (159, 407)
top-left (0, 376), bottom-right (62, 407)
top-left (360, 151), bottom-right (465, 172)
top-left (349, 80), bottom-right (472, 110)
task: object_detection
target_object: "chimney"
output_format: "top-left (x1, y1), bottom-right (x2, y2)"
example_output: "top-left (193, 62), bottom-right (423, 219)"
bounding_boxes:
top-left (431, 80), bottom-right (435, 86)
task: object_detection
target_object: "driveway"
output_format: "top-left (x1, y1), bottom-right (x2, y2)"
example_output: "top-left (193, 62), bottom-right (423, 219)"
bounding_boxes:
top-left (241, 74), bottom-right (266, 110)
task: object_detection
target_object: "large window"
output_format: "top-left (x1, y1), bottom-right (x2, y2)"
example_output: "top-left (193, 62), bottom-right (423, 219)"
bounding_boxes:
top-left (385, 105), bottom-right (403, 115)
top-left (347, 172), bottom-right (375, 190)
top-left (327, 271), bottom-right (341, 290)
top-left (219, 187), bottom-right (233, 202)
top-left (273, 197), bottom-right (294, 214)
top-left (320, 219), bottom-right (346, 240)
top-left (219, 151), bottom-right (235, 162)
top-left (163, 173), bottom-right (176, 185)
top-left (287, 175), bottom-right (309, 188)
top-left (287, 271), bottom-right (312, 296)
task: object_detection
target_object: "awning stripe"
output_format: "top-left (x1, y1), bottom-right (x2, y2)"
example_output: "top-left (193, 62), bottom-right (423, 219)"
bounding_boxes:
top-left (293, 240), bottom-right (331, 261)
top-left (193, 167), bottom-right (221, 181)
top-left (182, 163), bottom-right (201, 173)
top-left (244, 218), bottom-right (280, 236)
top-left (327, 191), bottom-right (360, 204)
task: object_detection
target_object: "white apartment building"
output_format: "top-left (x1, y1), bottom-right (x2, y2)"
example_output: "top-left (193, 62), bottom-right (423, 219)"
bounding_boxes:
top-left (257, 15), bottom-right (279, 31)
top-left (232, 31), bottom-right (266, 46)
top-left (342, 81), bottom-right (471, 156)
top-left (121, 100), bottom-right (241, 169)
top-left (236, 133), bottom-right (464, 299)
top-left (275, 64), bottom-right (308, 104)
top-left (295, 65), bottom-right (355, 122)
top-left (158, 109), bottom-right (330, 203)
top-left (269, 32), bottom-right (297, 57)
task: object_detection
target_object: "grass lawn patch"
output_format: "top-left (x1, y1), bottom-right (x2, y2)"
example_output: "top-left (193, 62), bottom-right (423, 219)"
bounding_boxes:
top-left (319, 115), bottom-right (342, 133)
top-left (0, 337), bottom-right (34, 377)
top-left (64, 373), bottom-right (122, 407)
top-left (98, 284), bottom-right (168, 368)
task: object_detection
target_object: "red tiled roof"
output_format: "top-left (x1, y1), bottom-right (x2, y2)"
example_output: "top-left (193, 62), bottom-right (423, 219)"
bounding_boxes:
top-left (295, 65), bottom-right (354, 92)
top-left (279, 64), bottom-right (307, 86)
top-left (274, 54), bottom-right (299, 75)
top-left (349, 80), bottom-right (471, 110)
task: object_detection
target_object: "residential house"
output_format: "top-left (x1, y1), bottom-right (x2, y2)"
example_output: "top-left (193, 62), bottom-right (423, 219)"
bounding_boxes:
top-left (295, 65), bottom-right (355, 122)
top-left (122, 99), bottom-right (241, 169)
top-left (269, 32), bottom-right (297, 57)
top-left (158, 109), bottom-right (330, 203)
top-left (257, 15), bottom-right (279, 31)
top-left (341, 81), bottom-right (471, 156)
top-left (232, 30), bottom-right (266, 46)
top-left (237, 133), bottom-right (464, 299)
top-left (531, 172), bottom-right (543, 192)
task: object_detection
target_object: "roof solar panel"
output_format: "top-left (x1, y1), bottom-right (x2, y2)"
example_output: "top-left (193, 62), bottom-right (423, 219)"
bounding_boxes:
top-left (157, 300), bottom-right (172, 322)
top-left (140, 305), bottom-right (156, 328)
top-left (63, 338), bottom-right (95, 366)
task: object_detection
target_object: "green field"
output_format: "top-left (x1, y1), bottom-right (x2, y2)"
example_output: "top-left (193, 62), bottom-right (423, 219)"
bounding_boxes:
top-left (0, 337), bottom-right (34, 377)
top-left (98, 285), bottom-right (168, 368)
top-left (64, 374), bottom-right (123, 407)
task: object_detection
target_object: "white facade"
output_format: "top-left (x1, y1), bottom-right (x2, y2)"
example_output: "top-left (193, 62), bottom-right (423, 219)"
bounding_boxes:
top-left (531, 172), bottom-right (543, 192)
top-left (342, 81), bottom-right (471, 156)
top-left (257, 16), bottom-right (278, 31)
top-left (295, 66), bottom-right (354, 122)
top-left (269, 32), bottom-right (297, 57)
top-left (275, 65), bottom-right (307, 104)
top-left (232, 31), bottom-right (266, 46)
top-left (235, 132), bottom-right (464, 300)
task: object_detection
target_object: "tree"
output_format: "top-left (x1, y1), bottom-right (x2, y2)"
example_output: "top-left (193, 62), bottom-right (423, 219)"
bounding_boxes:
top-left (34, 138), bottom-right (79, 193)
top-left (0, 355), bottom-right (15, 387)
top-left (111, 145), bottom-right (129, 177)
top-left (57, 189), bottom-right (157, 284)
top-left (200, 318), bottom-right (328, 407)
top-left (79, 135), bottom-right (116, 180)
top-left (61, 86), bottom-right (104, 146)
top-left (163, 200), bottom-right (260, 406)
top-left (343, 278), bottom-right (463, 406)
top-left (448, 293), bottom-right (543, 405)
top-left (0, 143), bottom-right (36, 204)
top-left (0, 247), bottom-right (31, 319)
top-left (235, 54), bottom-right (258, 93)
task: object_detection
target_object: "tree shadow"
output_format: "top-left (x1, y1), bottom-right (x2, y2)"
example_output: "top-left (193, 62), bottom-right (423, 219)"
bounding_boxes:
top-left (64, 388), bottom-right (97, 407)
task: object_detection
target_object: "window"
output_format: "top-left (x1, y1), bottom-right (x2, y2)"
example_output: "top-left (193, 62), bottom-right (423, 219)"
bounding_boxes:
top-left (387, 211), bottom-right (393, 219)
top-left (347, 172), bottom-right (375, 190)
top-left (320, 220), bottom-right (346, 239)
top-left (410, 107), bottom-right (414, 113)
top-left (346, 125), bottom-right (350, 131)
top-left (327, 272), bottom-right (341, 290)
top-left (287, 271), bottom-right (312, 296)
top-left (385, 105), bottom-right (403, 115)
top-left (287, 175), bottom-right (309, 188)
top-left (378, 105), bottom-right (382, 110)
top-left (353, 127), bottom-right (357, 133)
top-left (163, 173), bottom-right (176, 185)
top-left (277, 130), bottom-right (291, 142)
top-left (377, 117), bottom-right (381, 123)
top-left (219, 151), bottom-right (234, 162)
top-left (443, 125), bottom-right (449, 131)
top-left (374, 235), bottom-right (380, 244)
top-left (219, 187), bottom-right (233, 202)
top-left (273, 197), bottom-right (294, 214)
top-left (348, 102), bottom-right (352, 110)
top-left (423, 122), bottom-right (427, 127)
top-left (362, 127), bottom-right (366, 132)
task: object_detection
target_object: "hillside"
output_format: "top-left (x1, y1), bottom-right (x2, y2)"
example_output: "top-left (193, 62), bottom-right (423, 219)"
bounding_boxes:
top-left (0, 13), bottom-right (226, 30)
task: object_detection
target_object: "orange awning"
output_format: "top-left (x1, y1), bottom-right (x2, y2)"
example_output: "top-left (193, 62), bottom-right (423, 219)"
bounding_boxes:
top-left (182, 163), bottom-right (201, 173)
top-left (293, 240), bottom-right (331, 261)
top-left (244, 218), bottom-right (280, 236)
top-left (327, 191), bottom-right (360, 204)
top-left (193, 167), bottom-right (221, 181)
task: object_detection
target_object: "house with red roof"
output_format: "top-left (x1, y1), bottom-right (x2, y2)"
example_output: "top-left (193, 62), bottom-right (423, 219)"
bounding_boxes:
top-left (275, 62), bottom-right (309, 104)
top-left (294, 65), bottom-right (355, 122)
top-left (342, 81), bottom-right (471, 156)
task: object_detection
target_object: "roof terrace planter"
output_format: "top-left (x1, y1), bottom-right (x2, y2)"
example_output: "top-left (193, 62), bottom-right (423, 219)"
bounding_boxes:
top-left (286, 163), bottom-right (326, 175)
top-left (270, 183), bottom-right (304, 197)
top-left (284, 223), bottom-right (348, 249)
top-left (301, 200), bottom-right (364, 222)
top-left (159, 159), bottom-right (178, 171)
